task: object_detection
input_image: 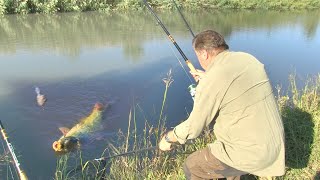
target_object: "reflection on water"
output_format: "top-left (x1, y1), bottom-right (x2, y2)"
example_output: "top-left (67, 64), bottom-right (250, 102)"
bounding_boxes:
top-left (0, 10), bottom-right (319, 179)
top-left (1, 10), bottom-right (319, 56)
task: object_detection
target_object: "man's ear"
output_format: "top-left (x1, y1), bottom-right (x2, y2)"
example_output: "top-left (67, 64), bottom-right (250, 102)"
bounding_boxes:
top-left (203, 50), bottom-right (209, 60)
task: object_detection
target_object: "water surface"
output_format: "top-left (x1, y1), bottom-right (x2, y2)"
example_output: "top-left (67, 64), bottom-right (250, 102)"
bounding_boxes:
top-left (0, 10), bottom-right (319, 179)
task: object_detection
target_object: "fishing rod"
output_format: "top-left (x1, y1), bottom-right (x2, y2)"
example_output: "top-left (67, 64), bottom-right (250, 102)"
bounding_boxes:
top-left (68, 142), bottom-right (194, 174)
top-left (94, 146), bottom-right (157, 161)
top-left (171, 0), bottom-right (195, 38)
top-left (143, 0), bottom-right (197, 76)
top-left (143, 0), bottom-right (199, 100)
top-left (67, 136), bottom-right (197, 177)
top-left (92, 143), bottom-right (192, 163)
top-left (67, 146), bottom-right (157, 175)
top-left (0, 120), bottom-right (28, 180)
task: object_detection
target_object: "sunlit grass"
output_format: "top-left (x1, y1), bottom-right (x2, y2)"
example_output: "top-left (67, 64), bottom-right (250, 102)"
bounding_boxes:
top-left (53, 72), bottom-right (320, 180)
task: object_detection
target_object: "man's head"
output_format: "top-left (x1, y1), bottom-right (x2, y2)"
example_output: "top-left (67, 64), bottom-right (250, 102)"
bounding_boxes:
top-left (192, 30), bottom-right (229, 69)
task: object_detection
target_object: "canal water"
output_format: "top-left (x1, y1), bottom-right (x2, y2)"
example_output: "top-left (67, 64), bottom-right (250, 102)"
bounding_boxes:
top-left (0, 10), bottom-right (319, 179)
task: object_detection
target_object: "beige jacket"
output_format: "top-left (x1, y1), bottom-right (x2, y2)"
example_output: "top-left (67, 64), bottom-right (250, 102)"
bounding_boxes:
top-left (174, 51), bottom-right (285, 176)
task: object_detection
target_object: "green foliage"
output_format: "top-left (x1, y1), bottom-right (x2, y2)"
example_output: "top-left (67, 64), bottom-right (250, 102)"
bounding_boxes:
top-left (3, 0), bottom-right (15, 14)
top-left (1, 0), bottom-right (320, 14)
top-left (16, 0), bottom-right (28, 14)
top-left (0, 0), bottom-right (5, 15)
top-left (55, 154), bottom-right (71, 180)
top-left (151, 0), bottom-right (175, 9)
top-left (116, 0), bottom-right (143, 11)
top-left (1, 0), bottom-right (112, 14)
top-left (29, 0), bottom-right (59, 14)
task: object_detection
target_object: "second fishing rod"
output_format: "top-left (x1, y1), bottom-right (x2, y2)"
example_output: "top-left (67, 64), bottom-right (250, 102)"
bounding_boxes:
top-left (143, 0), bottom-right (199, 99)
top-left (0, 120), bottom-right (28, 180)
top-left (143, 0), bottom-right (196, 73)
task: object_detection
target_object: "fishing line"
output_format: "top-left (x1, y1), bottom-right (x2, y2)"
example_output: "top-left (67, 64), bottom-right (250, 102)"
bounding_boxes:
top-left (67, 142), bottom-right (197, 177)
top-left (149, 16), bottom-right (193, 83)
top-left (94, 146), bottom-right (157, 161)
top-left (144, 0), bottom-right (198, 100)
top-left (170, 0), bottom-right (196, 83)
top-left (0, 139), bottom-right (15, 180)
top-left (171, 0), bottom-right (195, 38)
top-left (143, 0), bottom-right (197, 75)
top-left (163, 33), bottom-right (194, 84)
top-left (8, 161), bottom-right (16, 180)
top-left (67, 146), bottom-right (158, 175)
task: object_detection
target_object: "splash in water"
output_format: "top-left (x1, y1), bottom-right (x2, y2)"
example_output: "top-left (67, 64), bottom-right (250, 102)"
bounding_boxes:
top-left (35, 86), bottom-right (47, 107)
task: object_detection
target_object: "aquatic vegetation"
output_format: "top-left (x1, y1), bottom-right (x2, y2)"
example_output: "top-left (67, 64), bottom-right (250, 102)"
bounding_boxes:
top-left (52, 103), bottom-right (105, 153)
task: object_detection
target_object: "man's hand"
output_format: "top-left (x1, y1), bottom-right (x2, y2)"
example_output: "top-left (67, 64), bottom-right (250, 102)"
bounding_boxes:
top-left (190, 69), bottom-right (205, 82)
top-left (159, 136), bottom-right (172, 151)
top-left (159, 130), bottom-right (177, 151)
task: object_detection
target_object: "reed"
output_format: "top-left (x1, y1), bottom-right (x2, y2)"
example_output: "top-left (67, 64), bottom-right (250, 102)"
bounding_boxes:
top-left (55, 153), bottom-right (72, 180)
top-left (156, 69), bottom-right (174, 140)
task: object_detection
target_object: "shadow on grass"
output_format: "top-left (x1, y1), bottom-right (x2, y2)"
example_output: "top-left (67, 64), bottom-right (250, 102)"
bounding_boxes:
top-left (282, 106), bottom-right (314, 169)
top-left (314, 171), bottom-right (320, 180)
top-left (241, 106), bottom-right (314, 180)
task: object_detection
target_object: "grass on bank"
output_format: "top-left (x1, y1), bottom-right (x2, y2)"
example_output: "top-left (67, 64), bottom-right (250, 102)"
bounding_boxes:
top-left (1, 0), bottom-right (320, 14)
top-left (54, 72), bottom-right (320, 180)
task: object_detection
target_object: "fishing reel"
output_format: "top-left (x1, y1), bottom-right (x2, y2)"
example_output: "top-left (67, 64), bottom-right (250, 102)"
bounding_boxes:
top-left (188, 84), bottom-right (197, 100)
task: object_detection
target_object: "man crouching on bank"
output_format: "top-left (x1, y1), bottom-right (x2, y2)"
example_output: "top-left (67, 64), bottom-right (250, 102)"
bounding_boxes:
top-left (159, 30), bottom-right (285, 180)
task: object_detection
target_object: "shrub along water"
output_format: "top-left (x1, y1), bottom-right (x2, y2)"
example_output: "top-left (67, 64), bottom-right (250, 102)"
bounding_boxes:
top-left (1, 0), bottom-right (320, 14)
top-left (55, 72), bottom-right (320, 180)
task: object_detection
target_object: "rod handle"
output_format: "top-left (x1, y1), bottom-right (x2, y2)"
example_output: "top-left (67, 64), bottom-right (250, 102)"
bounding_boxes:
top-left (186, 60), bottom-right (196, 72)
top-left (186, 60), bottom-right (199, 83)
top-left (19, 170), bottom-right (28, 180)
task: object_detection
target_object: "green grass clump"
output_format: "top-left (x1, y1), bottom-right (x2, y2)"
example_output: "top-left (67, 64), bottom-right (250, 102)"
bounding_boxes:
top-left (276, 74), bottom-right (320, 180)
